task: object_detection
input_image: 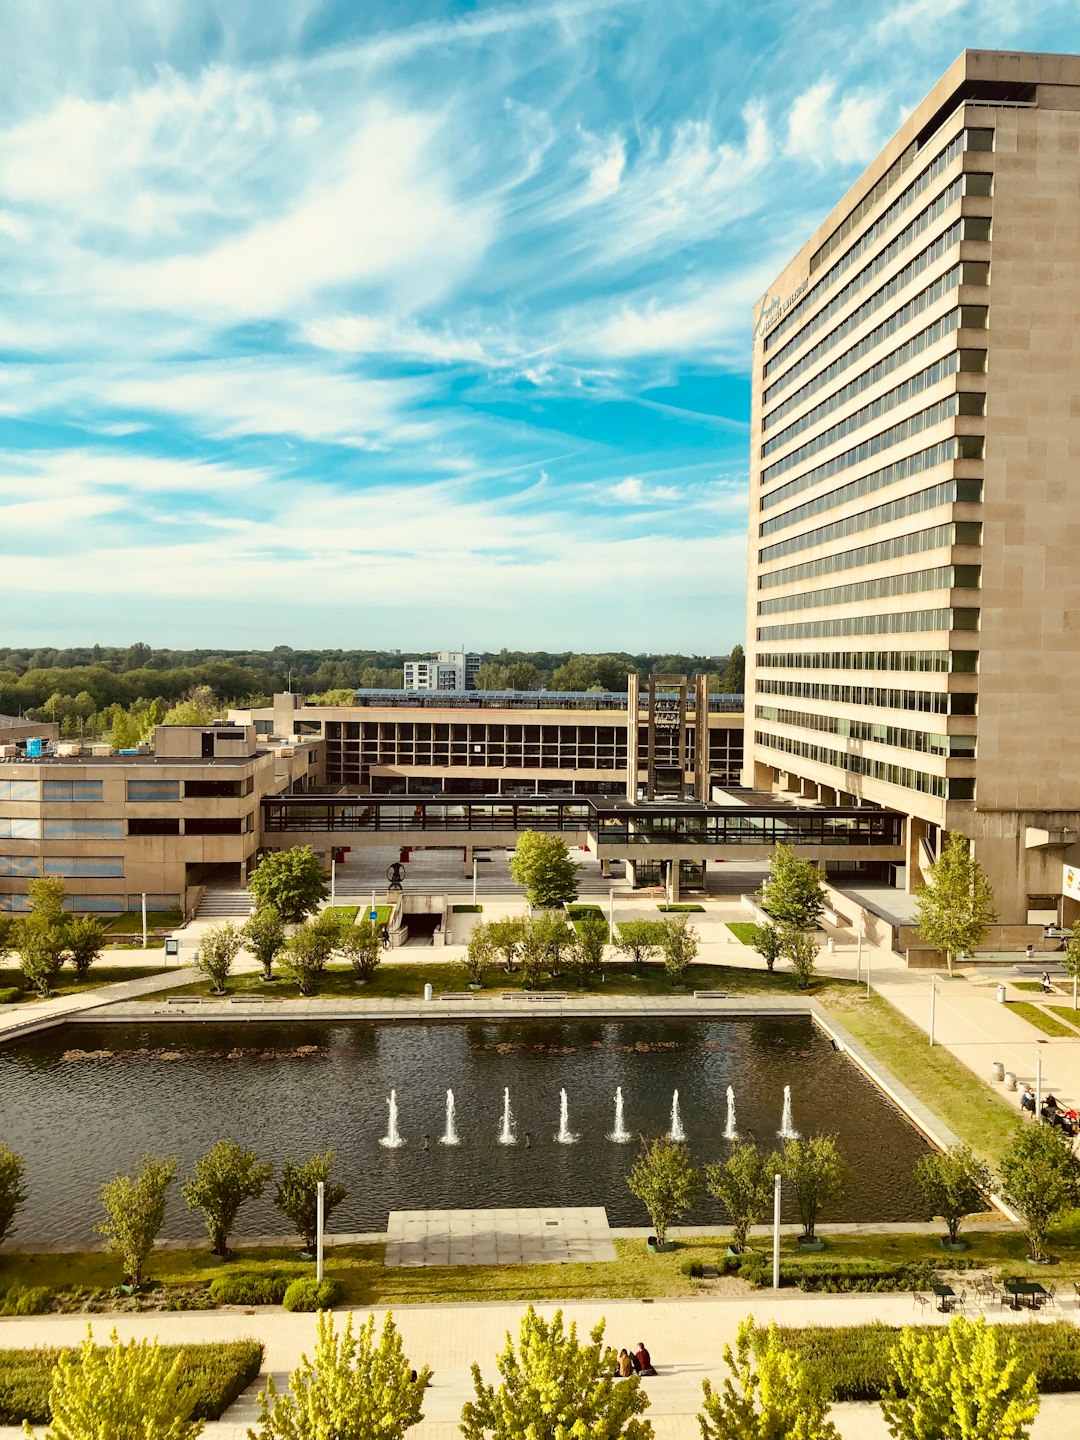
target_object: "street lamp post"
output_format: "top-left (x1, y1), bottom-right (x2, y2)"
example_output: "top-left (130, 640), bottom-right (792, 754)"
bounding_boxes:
top-left (472, 857), bottom-right (478, 908)
top-left (772, 1173), bottom-right (782, 1291)
top-left (316, 1180), bottom-right (325, 1283)
top-left (855, 913), bottom-right (864, 985)
top-left (930, 978), bottom-right (938, 1046)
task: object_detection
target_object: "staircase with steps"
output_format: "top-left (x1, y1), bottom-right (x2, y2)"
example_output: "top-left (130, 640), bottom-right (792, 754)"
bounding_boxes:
top-left (195, 887), bottom-right (254, 920)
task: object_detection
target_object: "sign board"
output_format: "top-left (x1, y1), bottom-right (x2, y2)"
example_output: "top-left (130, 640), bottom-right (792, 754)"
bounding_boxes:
top-left (164, 938), bottom-right (179, 957)
top-left (1064, 865), bottom-right (1080, 902)
top-left (369, 909), bottom-right (379, 921)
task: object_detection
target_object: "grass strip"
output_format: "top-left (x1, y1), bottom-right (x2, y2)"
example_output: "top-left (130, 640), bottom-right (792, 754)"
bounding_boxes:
top-left (452, 904), bottom-right (482, 913)
top-left (1006, 1001), bottom-right (1076, 1038)
top-left (726, 922), bottom-right (759, 944)
top-left (105, 910), bottom-right (182, 934)
top-left (146, 959), bottom-right (855, 1002)
top-left (0, 1340), bottom-right (263, 1423)
top-left (1048, 1005), bottom-right (1080, 1030)
top-left (0, 965), bottom-right (171, 1006)
top-left (777, 1321), bottom-right (1080, 1400)
top-left (821, 992), bottom-right (1018, 1161)
top-left (658, 903), bottom-right (705, 912)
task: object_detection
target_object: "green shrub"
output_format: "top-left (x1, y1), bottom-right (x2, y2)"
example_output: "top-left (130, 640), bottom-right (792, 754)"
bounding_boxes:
top-left (282, 1277), bottom-right (341, 1312)
top-left (735, 1253), bottom-right (977, 1292)
top-left (0, 1286), bottom-right (53, 1316)
top-left (0, 988), bottom-right (21, 1005)
top-left (0, 1340), bottom-right (262, 1424)
top-left (776, 1322), bottom-right (1080, 1400)
top-left (678, 1257), bottom-right (704, 1278)
top-left (208, 1272), bottom-right (294, 1306)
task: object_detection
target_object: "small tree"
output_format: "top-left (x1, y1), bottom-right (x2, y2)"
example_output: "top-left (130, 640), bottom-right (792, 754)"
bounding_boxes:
top-left (749, 922), bottom-right (784, 974)
top-left (915, 831), bottom-right (997, 976)
top-left (182, 1139), bottom-right (273, 1258)
top-left (781, 924), bottom-right (818, 990)
top-left (615, 919), bottom-right (665, 972)
top-left (15, 912), bottom-right (67, 997)
top-left (0, 914), bottom-right (13, 963)
top-left (27, 876), bottom-right (67, 925)
top-left (243, 906), bottom-right (287, 981)
top-left (999, 1121), bottom-right (1080, 1262)
top-left (915, 1144), bottom-right (991, 1246)
top-left (248, 845), bottom-right (328, 925)
top-left (573, 914), bottom-right (610, 985)
top-left (531, 909), bottom-right (575, 976)
top-left (25, 1326), bottom-right (204, 1440)
top-left (705, 1143), bottom-right (779, 1254)
top-left (195, 921), bottom-right (242, 994)
top-left (659, 916), bottom-right (699, 987)
top-left (97, 1153), bottom-right (177, 1287)
top-left (64, 915), bottom-right (106, 980)
top-left (251, 1311), bottom-right (430, 1440)
top-left (627, 1136), bottom-right (700, 1249)
top-left (780, 1135), bottom-right (848, 1244)
top-left (281, 922), bottom-right (332, 996)
top-left (700, 1318), bottom-right (838, 1440)
top-left (339, 918), bottom-right (382, 983)
top-left (275, 1151), bottom-right (347, 1252)
top-left (509, 830), bottom-right (581, 908)
top-left (487, 916), bottom-right (525, 972)
top-left (757, 844), bottom-right (825, 930)
top-left (0, 1145), bottom-right (26, 1247)
top-left (462, 923), bottom-right (496, 987)
top-left (460, 1305), bottom-right (653, 1440)
top-left (880, 1315), bottom-right (1038, 1440)
top-left (517, 920), bottom-right (548, 990)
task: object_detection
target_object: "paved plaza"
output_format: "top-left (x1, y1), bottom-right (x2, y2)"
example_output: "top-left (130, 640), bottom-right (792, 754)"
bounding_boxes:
top-left (384, 1206), bottom-right (617, 1267)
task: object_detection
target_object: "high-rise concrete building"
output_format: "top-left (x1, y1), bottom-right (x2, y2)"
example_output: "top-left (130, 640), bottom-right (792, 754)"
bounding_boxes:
top-left (745, 50), bottom-right (1080, 925)
top-left (403, 651), bottom-right (481, 692)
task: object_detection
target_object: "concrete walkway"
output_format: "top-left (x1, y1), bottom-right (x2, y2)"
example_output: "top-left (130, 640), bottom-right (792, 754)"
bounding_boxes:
top-left (3, 1292), bottom-right (1079, 1439)
top-left (0, 966), bottom-right (200, 1044)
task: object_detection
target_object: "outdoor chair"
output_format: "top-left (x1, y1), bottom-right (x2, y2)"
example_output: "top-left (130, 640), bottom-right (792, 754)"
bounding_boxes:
top-left (954, 1288), bottom-right (967, 1314)
top-left (973, 1278), bottom-right (994, 1307)
top-left (1073, 1281), bottom-right (1080, 1308)
top-left (912, 1291), bottom-right (931, 1318)
top-left (1045, 1284), bottom-right (1059, 1310)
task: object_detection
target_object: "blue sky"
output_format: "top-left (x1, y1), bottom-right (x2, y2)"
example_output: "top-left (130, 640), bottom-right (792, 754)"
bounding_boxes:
top-left (1, 0), bottom-right (1075, 652)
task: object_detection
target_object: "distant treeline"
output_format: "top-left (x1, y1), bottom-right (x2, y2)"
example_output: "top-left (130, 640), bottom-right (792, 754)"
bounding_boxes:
top-left (0, 644), bottom-right (744, 733)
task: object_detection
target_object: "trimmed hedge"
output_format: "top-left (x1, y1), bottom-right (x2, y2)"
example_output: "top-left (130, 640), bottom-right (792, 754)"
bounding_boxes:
top-left (0, 1287), bottom-right (53, 1317)
top-left (728, 1252), bottom-right (977, 1292)
top-left (679, 1258), bottom-right (704, 1278)
top-left (208, 1271), bottom-right (295, 1306)
top-left (0, 1340), bottom-right (263, 1424)
top-left (0, 987), bottom-right (21, 1005)
top-left (282, 1277), bottom-right (341, 1312)
top-left (776, 1322), bottom-right (1080, 1400)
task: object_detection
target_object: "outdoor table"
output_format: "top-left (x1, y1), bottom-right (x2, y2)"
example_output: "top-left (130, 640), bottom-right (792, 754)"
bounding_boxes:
top-left (1003, 1279), bottom-right (1045, 1311)
top-left (932, 1283), bottom-right (956, 1313)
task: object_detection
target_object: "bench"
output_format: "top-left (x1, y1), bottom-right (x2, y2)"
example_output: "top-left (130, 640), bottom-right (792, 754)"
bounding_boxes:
top-left (500, 992), bottom-right (568, 1002)
top-left (165, 996), bottom-right (203, 1005)
top-left (229, 995), bottom-right (276, 1004)
top-left (439, 992), bottom-right (480, 1001)
top-left (700, 1264), bottom-right (720, 1280)
top-left (694, 990), bottom-right (729, 999)
top-left (1014, 964), bottom-right (1067, 976)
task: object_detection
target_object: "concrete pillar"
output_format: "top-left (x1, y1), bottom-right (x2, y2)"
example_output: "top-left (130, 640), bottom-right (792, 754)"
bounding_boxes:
top-left (463, 845), bottom-right (473, 866)
top-left (625, 858), bottom-right (639, 889)
top-left (666, 860), bottom-right (681, 904)
top-left (600, 858), bottom-right (612, 878)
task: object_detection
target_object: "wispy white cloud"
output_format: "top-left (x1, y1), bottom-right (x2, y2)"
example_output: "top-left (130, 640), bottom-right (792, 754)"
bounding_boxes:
top-left (785, 80), bottom-right (886, 167)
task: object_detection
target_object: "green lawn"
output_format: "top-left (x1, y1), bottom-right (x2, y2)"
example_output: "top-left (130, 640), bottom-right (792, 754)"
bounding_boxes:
top-left (0, 965), bottom-right (172, 1006)
top-left (658, 903), bottom-right (705, 912)
top-left (1048, 1005), bottom-right (1080, 1028)
top-left (139, 958), bottom-right (854, 1003)
top-left (452, 904), bottom-right (483, 913)
top-left (324, 904), bottom-right (392, 927)
top-left (1006, 1001), bottom-right (1077, 1038)
top-left (822, 992), bottom-right (1019, 1161)
top-left (726, 922), bottom-right (759, 944)
top-left (8, 1223), bottom-right (1080, 1312)
top-left (105, 909), bottom-right (182, 934)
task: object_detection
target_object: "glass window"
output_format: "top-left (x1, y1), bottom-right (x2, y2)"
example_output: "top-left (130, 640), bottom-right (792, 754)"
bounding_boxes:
top-left (126, 781), bottom-right (180, 803)
top-left (44, 856), bottom-right (125, 877)
top-left (0, 780), bottom-right (39, 802)
top-left (0, 818), bottom-right (42, 840)
top-left (63, 896), bottom-right (124, 913)
top-left (42, 820), bottom-right (124, 839)
top-left (0, 856), bottom-right (39, 877)
top-left (42, 780), bottom-right (103, 802)
top-left (127, 818), bottom-right (180, 836)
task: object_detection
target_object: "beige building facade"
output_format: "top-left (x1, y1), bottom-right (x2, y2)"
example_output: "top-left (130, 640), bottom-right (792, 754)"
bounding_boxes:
top-left (745, 50), bottom-right (1080, 924)
top-left (0, 723), bottom-right (321, 915)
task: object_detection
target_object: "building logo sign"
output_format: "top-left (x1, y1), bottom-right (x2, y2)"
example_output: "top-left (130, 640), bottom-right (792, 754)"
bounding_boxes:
top-left (754, 278), bottom-right (808, 340)
top-left (1064, 864), bottom-right (1080, 902)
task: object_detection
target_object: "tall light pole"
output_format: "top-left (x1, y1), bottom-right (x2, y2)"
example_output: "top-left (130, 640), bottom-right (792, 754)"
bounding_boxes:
top-left (1036, 1050), bottom-right (1043, 1118)
top-left (929, 978), bottom-right (938, 1046)
top-left (609, 887), bottom-right (616, 940)
top-left (472, 856), bottom-right (478, 908)
top-left (772, 1173), bottom-right (782, 1291)
top-left (316, 1180), bottom-right (325, 1282)
top-left (865, 917), bottom-right (871, 1001)
top-left (855, 912), bottom-right (864, 985)
top-left (330, 853), bottom-right (336, 907)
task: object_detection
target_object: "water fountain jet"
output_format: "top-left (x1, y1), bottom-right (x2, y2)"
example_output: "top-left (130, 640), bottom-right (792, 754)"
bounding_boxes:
top-left (723, 1085), bottom-right (738, 1140)
top-left (609, 1086), bottom-right (631, 1143)
top-left (379, 1089), bottom-right (404, 1148)
top-left (556, 1088), bottom-right (579, 1144)
top-left (498, 1087), bottom-right (516, 1145)
top-left (778, 1085), bottom-right (798, 1140)
top-left (669, 1089), bottom-right (685, 1142)
top-left (440, 1089), bottom-right (459, 1146)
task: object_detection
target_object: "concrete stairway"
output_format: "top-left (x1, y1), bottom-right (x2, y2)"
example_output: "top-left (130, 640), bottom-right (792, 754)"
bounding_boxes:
top-left (195, 888), bottom-right (254, 920)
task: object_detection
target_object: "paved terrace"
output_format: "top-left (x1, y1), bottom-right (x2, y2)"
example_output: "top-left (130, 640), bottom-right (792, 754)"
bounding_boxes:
top-left (0, 1292), bottom-right (1077, 1440)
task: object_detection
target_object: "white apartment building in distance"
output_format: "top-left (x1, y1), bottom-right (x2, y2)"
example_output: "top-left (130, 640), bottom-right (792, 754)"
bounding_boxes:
top-left (403, 651), bottom-right (481, 692)
top-left (745, 49), bottom-right (1080, 926)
